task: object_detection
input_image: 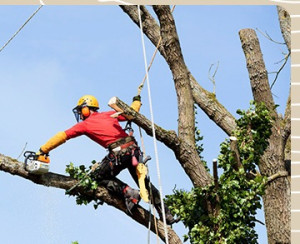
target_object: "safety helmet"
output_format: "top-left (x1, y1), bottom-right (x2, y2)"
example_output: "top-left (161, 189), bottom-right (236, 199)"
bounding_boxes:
top-left (72, 95), bottom-right (99, 122)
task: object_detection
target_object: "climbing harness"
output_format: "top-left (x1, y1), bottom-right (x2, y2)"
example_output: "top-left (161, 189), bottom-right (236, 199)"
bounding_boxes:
top-left (0, 5), bottom-right (43, 53)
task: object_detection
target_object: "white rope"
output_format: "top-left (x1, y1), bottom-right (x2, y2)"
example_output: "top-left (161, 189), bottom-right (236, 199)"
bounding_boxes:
top-left (137, 5), bottom-right (169, 244)
top-left (0, 5), bottom-right (43, 53)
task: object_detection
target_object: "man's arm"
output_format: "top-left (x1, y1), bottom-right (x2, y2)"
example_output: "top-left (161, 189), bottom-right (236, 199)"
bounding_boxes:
top-left (40, 131), bottom-right (67, 154)
top-left (40, 122), bottom-right (86, 154)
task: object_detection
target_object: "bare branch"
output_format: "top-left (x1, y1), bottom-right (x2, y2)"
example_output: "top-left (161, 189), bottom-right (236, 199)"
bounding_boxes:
top-left (239, 29), bottom-right (277, 119)
top-left (190, 74), bottom-right (237, 135)
top-left (208, 61), bottom-right (219, 95)
top-left (256, 28), bottom-right (286, 45)
top-left (121, 5), bottom-right (237, 136)
top-left (277, 6), bottom-right (291, 53)
top-left (153, 5), bottom-right (195, 147)
top-left (120, 5), bottom-right (165, 56)
top-left (17, 142), bottom-right (28, 160)
top-left (267, 170), bottom-right (288, 183)
top-left (270, 52), bottom-right (290, 89)
top-left (0, 153), bottom-right (182, 244)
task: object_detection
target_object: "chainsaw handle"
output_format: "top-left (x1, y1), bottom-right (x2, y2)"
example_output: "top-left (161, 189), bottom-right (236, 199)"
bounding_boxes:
top-left (24, 151), bottom-right (37, 161)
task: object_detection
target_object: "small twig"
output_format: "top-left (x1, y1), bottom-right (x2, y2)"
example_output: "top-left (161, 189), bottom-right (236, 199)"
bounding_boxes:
top-left (254, 218), bottom-right (265, 226)
top-left (256, 28), bottom-right (285, 45)
top-left (208, 61), bottom-right (219, 95)
top-left (256, 28), bottom-right (290, 90)
top-left (17, 142), bottom-right (28, 160)
top-left (267, 171), bottom-right (288, 183)
top-left (270, 52), bottom-right (290, 89)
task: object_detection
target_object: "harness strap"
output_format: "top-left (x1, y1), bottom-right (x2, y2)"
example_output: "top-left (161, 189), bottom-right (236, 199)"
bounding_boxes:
top-left (108, 136), bottom-right (135, 151)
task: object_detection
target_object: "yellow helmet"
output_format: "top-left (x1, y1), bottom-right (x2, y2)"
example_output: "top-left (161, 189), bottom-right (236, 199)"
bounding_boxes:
top-left (77, 95), bottom-right (99, 108)
top-left (73, 95), bottom-right (99, 122)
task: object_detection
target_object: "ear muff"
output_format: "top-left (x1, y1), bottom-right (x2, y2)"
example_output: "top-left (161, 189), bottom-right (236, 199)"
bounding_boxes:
top-left (81, 106), bottom-right (90, 117)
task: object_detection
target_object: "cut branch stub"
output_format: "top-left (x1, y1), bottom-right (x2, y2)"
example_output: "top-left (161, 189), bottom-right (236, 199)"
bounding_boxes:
top-left (229, 136), bottom-right (243, 170)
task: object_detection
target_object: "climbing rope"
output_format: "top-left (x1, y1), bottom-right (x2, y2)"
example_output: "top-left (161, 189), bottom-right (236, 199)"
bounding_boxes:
top-left (137, 5), bottom-right (169, 244)
top-left (137, 5), bottom-right (176, 96)
top-left (0, 5), bottom-right (43, 53)
top-left (138, 126), bottom-right (160, 244)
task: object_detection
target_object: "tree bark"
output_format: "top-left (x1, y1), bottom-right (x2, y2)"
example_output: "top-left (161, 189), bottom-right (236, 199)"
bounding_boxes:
top-left (277, 6), bottom-right (291, 52)
top-left (239, 28), bottom-right (290, 244)
top-left (239, 29), bottom-right (277, 117)
top-left (153, 5), bottom-right (195, 147)
top-left (0, 153), bottom-right (182, 244)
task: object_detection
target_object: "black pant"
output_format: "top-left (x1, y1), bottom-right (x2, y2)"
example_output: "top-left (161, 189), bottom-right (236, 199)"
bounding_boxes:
top-left (92, 147), bottom-right (164, 213)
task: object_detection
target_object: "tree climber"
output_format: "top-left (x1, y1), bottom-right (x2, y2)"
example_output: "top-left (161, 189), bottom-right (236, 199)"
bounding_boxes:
top-left (37, 95), bottom-right (177, 225)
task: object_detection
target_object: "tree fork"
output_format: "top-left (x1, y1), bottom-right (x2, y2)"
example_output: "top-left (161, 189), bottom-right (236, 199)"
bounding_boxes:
top-left (120, 5), bottom-right (237, 137)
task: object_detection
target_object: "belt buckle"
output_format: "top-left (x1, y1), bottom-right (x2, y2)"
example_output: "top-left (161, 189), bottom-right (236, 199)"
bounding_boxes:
top-left (112, 146), bottom-right (121, 153)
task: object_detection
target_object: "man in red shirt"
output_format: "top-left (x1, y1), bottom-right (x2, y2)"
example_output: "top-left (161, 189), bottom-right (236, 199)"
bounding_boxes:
top-left (38, 95), bottom-right (176, 225)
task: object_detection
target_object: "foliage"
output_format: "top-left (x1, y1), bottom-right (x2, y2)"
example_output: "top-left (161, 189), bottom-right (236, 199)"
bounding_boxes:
top-left (65, 161), bottom-right (103, 209)
top-left (165, 102), bottom-right (272, 244)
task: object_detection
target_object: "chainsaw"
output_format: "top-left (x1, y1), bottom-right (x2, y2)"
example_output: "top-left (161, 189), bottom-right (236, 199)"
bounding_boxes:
top-left (24, 151), bottom-right (50, 174)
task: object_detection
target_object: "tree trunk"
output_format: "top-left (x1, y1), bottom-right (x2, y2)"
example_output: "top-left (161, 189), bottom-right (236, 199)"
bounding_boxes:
top-left (239, 28), bottom-right (290, 244)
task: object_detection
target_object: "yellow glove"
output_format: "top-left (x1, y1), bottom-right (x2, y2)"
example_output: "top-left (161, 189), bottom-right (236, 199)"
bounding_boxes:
top-left (130, 95), bottom-right (142, 112)
top-left (136, 163), bottom-right (149, 203)
top-left (35, 150), bottom-right (50, 163)
top-left (40, 131), bottom-right (67, 154)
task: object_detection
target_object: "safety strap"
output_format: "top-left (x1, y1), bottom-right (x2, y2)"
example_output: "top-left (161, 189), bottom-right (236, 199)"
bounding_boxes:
top-left (124, 121), bottom-right (134, 136)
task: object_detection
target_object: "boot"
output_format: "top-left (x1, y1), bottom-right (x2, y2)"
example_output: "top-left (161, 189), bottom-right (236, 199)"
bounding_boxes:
top-left (123, 186), bottom-right (141, 215)
top-left (154, 201), bottom-right (179, 225)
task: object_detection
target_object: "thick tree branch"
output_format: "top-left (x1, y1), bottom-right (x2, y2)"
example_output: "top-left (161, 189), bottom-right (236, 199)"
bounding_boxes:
top-left (153, 5), bottom-right (195, 147)
top-left (120, 5), bottom-right (165, 56)
top-left (277, 6), bottom-right (291, 53)
top-left (0, 153), bottom-right (182, 244)
top-left (239, 29), bottom-right (277, 119)
top-left (189, 74), bottom-right (237, 135)
top-left (120, 5), bottom-right (236, 136)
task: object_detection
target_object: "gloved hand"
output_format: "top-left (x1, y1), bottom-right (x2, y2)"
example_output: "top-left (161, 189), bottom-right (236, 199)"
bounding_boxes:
top-left (131, 95), bottom-right (142, 112)
top-left (37, 148), bottom-right (47, 156)
top-left (36, 149), bottom-right (50, 163)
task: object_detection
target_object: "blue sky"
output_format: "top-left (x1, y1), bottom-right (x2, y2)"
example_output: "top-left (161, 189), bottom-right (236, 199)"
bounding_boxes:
top-left (0, 5), bottom-right (290, 244)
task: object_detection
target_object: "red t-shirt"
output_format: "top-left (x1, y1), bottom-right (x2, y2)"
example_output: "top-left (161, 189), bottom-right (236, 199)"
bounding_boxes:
top-left (65, 111), bottom-right (129, 148)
